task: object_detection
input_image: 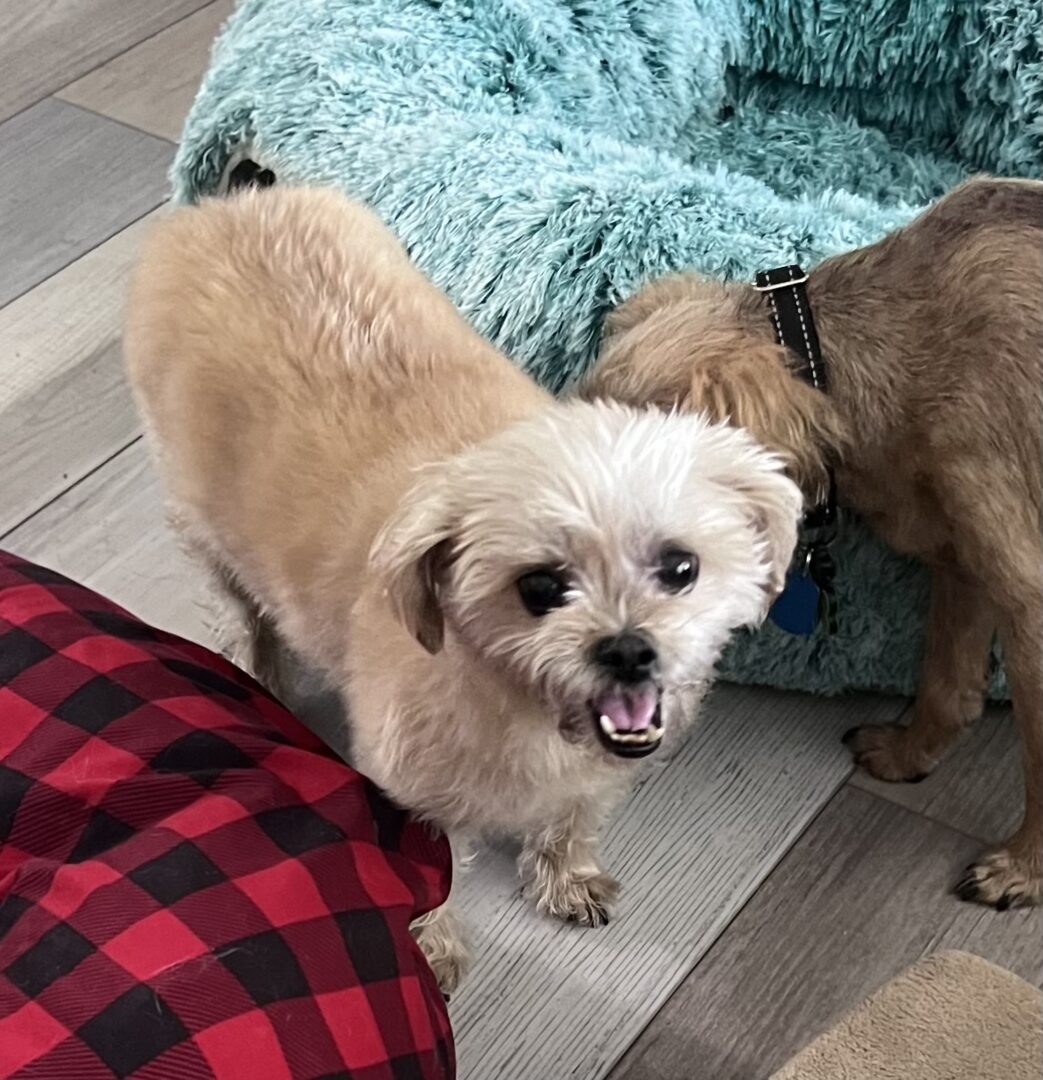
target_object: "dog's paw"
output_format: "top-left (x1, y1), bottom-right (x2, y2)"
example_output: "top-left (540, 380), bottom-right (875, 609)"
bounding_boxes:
top-left (426, 948), bottom-right (470, 999)
top-left (533, 870), bottom-right (620, 927)
top-left (411, 909), bottom-right (472, 997)
top-left (955, 847), bottom-right (1042, 911)
top-left (842, 724), bottom-right (935, 783)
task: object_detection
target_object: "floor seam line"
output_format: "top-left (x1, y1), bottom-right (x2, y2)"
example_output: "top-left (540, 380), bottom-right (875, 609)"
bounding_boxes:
top-left (1, 434), bottom-right (144, 542)
top-left (0, 1), bottom-right (214, 128)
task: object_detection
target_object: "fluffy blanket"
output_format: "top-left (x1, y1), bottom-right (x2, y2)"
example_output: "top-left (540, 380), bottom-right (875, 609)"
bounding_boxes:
top-left (173, 0), bottom-right (1040, 698)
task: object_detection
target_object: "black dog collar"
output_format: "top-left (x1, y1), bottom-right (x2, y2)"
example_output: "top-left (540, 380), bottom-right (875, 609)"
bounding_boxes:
top-left (755, 264), bottom-right (838, 633)
top-left (754, 265), bottom-right (826, 391)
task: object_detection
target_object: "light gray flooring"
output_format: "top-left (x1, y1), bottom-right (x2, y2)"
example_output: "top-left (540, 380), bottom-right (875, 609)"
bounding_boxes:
top-left (0, 5), bottom-right (1039, 1079)
top-left (0, 99), bottom-right (172, 307)
top-left (0, 0), bottom-right (213, 122)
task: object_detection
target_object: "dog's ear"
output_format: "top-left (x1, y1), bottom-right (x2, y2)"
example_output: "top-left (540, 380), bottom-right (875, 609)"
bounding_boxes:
top-left (689, 426), bottom-right (803, 620)
top-left (721, 451), bottom-right (804, 610)
top-left (369, 478), bottom-right (454, 655)
top-left (688, 337), bottom-right (845, 497)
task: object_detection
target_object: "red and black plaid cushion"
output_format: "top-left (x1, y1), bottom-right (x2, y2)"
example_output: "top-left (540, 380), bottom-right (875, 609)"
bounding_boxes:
top-left (0, 551), bottom-right (453, 1080)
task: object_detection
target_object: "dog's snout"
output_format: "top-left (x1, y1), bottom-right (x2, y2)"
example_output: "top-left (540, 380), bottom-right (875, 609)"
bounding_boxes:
top-left (592, 632), bottom-right (657, 684)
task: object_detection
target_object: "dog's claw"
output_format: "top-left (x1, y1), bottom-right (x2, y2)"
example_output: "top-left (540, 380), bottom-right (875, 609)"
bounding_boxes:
top-left (954, 871), bottom-right (980, 902)
top-left (532, 869), bottom-right (620, 927)
top-left (568, 903), bottom-right (610, 927)
top-left (561, 884), bottom-right (613, 927)
top-left (841, 726), bottom-right (859, 746)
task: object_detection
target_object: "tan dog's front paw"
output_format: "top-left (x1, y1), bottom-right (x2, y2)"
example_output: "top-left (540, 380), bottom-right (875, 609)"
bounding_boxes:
top-left (532, 870), bottom-right (620, 927)
top-left (842, 724), bottom-right (937, 783)
top-left (955, 847), bottom-right (1042, 911)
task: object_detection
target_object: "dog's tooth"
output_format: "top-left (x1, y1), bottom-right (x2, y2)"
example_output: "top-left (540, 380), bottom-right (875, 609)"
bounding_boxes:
top-left (601, 724), bottom-right (664, 746)
top-left (627, 728), bottom-right (663, 745)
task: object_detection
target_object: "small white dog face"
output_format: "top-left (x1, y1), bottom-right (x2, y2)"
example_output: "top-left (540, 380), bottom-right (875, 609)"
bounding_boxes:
top-left (372, 401), bottom-right (800, 759)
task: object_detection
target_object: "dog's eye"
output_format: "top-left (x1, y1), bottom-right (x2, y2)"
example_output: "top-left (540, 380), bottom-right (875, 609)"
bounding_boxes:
top-left (656, 548), bottom-right (699, 593)
top-left (516, 569), bottom-right (570, 617)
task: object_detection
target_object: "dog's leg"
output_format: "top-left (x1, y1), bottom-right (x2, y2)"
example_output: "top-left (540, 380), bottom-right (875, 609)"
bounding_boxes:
top-left (410, 836), bottom-right (473, 996)
top-left (519, 804), bottom-right (620, 927)
top-left (844, 566), bottom-right (993, 781)
top-left (411, 904), bottom-right (472, 997)
top-left (956, 598), bottom-right (1042, 909)
top-left (206, 563), bottom-right (285, 696)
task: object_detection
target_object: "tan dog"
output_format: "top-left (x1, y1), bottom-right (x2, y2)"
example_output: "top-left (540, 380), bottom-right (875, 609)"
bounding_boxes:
top-left (123, 186), bottom-right (802, 990)
top-left (585, 177), bottom-right (1043, 909)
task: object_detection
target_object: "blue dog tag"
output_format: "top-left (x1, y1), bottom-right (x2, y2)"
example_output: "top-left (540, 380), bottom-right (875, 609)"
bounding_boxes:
top-left (769, 571), bottom-right (820, 636)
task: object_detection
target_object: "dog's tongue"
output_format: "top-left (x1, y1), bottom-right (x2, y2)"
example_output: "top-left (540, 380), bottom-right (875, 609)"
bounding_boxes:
top-left (595, 688), bottom-right (658, 732)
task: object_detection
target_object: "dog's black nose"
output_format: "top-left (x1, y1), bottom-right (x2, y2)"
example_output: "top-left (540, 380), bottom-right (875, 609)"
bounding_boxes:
top-left (592, 632), bottom-right (657, 684)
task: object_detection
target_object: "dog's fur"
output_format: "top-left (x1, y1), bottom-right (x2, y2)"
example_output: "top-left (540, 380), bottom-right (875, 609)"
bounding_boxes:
top-left (123, 186), bottom-right (802, 989)
top-left (585, 177), bottom-right (1043, 909)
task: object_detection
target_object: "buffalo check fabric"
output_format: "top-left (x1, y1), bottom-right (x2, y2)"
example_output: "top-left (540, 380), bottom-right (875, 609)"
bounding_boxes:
top-left (0, 552), bottom-right (453, 1080)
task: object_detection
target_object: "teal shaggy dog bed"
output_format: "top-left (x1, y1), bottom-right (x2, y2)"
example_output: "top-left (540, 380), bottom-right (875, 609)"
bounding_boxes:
top-left (173, 0), bottom-right (1040, 699)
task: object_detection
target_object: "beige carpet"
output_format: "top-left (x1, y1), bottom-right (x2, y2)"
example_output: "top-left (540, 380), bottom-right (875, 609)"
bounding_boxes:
top-left (772, 951), bottom-right (1042, 1080)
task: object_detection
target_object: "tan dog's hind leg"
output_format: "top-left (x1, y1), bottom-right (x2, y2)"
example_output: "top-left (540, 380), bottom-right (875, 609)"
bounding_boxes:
top-left (411, 904), bottom-right (472, 997)
top-left (845, 566), bottom-right (993, 781)
top-left (206, 563), bottom-right (286, 697)
top-left (520, 805), bottom-right (620, 927)
top-left (956, 598), bottom-right (1043, 909)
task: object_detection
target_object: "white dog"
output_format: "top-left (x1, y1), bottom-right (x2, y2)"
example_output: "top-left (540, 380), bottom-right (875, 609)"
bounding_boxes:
top-left (124, 186), bottom-right (801, 991)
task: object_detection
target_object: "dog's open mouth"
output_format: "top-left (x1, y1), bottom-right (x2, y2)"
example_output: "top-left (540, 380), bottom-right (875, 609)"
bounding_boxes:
top-left (590, 687), bottom-right (663, 758)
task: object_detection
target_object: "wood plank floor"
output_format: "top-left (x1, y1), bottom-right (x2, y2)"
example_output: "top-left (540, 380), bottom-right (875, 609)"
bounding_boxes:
top-left (0, 0), bottom-right (212, 122)
top-left (0, 213), bottom-right (162, 533)
top-left (0, 6), bottom-right (1039, 1080)
top-left (0, 99), bottom-right (171, 308)
top-left (57, 1), bottom-right (236, 142)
